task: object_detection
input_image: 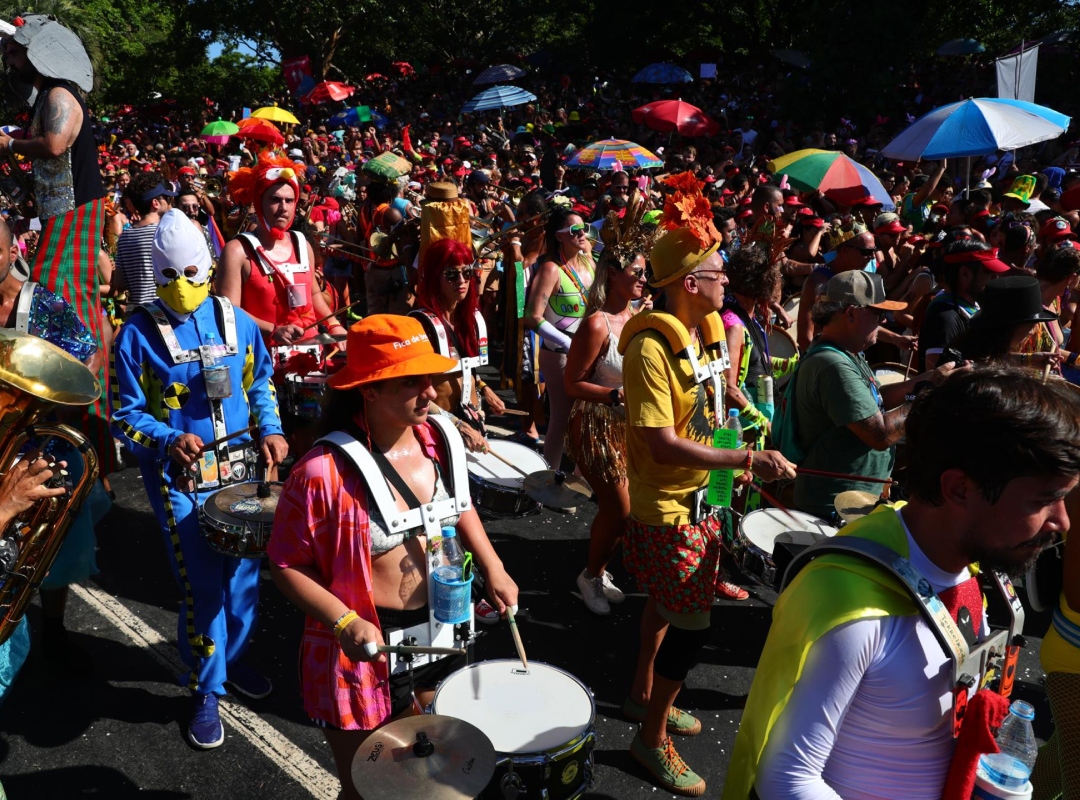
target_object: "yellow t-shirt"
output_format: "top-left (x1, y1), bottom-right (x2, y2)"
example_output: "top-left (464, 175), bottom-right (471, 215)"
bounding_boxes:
top-left (624, 329), bottom-right (716, 526)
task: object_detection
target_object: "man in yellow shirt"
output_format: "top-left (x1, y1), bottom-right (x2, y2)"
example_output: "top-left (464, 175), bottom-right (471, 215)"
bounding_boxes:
top-left (619, 228), bottom-right (795, 796)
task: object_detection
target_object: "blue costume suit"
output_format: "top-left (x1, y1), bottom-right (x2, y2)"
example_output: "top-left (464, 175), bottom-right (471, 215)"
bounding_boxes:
top-left (111, 296), bottom-right (283, 696)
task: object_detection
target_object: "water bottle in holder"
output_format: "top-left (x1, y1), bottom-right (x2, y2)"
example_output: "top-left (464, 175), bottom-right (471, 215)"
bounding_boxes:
top-left (201, 332), bottom-right (232, 400)
top-left (431, 526), bottom-right (472, 624)
top-left (976, 699), bottom-right (1037, 799)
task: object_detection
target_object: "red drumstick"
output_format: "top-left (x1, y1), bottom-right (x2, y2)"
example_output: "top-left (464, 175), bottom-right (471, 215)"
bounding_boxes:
top-left (795, 467), bottom-right (893, 485)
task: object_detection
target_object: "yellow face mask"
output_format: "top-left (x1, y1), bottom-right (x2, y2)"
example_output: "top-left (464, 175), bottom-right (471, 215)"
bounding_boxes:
top-left (157, 278), bottom-right (209, 314)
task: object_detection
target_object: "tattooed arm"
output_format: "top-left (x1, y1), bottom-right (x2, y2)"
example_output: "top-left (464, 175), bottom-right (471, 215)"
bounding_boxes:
top-left (4, 86), bottom-right (82, 159)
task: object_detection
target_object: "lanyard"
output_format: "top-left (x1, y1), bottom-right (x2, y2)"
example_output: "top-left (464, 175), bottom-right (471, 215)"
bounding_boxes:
top-left (558, 253), bottom-right (590, 297)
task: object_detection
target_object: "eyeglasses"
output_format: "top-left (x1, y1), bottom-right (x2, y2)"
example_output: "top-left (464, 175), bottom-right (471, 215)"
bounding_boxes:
top-left (691, 269), bottom-right (726, 281)
top-left (179, 204), bottom-right (200, 212)
top-left (558, 224), bottom-right (588, 236)
top-left (843, 245), bottom-right (877, 257)
top-left (626, 267), bottom-right (645, 278)
top-left (443, 267), bottom-right (479, 282)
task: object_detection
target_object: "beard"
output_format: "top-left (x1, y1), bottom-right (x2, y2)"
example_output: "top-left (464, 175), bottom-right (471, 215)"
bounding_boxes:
top-left (962, 529), bottom-right (1056, 579)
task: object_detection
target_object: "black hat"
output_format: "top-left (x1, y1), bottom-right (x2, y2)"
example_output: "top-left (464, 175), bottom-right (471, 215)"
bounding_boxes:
top-left (969, 276), bottom-right (1057, 330)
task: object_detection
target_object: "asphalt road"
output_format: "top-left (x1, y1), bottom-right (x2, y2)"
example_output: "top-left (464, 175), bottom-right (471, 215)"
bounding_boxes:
top-left (0, 447), bottom-right (1057, 800)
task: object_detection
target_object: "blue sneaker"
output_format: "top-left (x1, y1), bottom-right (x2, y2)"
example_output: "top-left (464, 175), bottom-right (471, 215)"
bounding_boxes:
top-left (225, 663), bottom-right (273, 700)
top-left (188, 693), bottom-right (224, 749)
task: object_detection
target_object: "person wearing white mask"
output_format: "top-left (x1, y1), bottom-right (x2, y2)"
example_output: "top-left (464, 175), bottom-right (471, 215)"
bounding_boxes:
top-left (111, 209), bottom-right (288, 751)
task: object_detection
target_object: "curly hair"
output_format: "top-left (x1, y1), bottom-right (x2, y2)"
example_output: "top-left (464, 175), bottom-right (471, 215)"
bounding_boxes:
top-left (726, 243), bottom-right (780, 302)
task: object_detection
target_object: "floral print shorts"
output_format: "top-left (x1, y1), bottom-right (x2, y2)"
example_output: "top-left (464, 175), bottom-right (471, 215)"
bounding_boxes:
top-left (623, 515), bottom-right (723, 615)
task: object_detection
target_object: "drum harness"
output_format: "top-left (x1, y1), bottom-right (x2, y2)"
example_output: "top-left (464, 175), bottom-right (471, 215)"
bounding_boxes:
top-left (318, 415), bottom-right (476, 691)
top-left (137, 296), bottom-right (257, 493)
top-left (618, 310), bottom-right (731, 525)
top-left (412, 308), bottom-right (489, 409)
top-left (780, 536), bottom-right (1026, 738)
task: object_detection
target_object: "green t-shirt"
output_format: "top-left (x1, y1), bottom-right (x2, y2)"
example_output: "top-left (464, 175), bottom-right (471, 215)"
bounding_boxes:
top-left (792, 345), bottom-right (894, 519)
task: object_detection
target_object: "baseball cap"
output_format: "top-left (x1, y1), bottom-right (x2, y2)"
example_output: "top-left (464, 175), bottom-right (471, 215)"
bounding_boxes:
top-left (825, 271), bottom-right (907, 311)
top-left (942, 247), bottom-right (1010, 273)
top-left (177, 166), bottom-right (196, 177)
top-left (327, 315), bottom-right (458, 390)
top-left (140, 183), bottom-right (178, 202)
top-left (1040, 217), bottom-right (1076, 243)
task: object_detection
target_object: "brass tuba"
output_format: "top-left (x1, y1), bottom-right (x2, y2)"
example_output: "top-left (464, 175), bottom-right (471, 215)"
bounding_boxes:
top-left (0, 329), bottom-right (101, 645)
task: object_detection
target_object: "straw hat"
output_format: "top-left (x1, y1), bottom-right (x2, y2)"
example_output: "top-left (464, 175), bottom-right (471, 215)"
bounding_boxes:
top-left (648, 228), bottom-right (720, 288)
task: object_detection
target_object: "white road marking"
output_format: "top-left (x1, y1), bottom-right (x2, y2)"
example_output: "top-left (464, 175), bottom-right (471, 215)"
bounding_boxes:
top-left (70, 582), bottom-right (340, 800)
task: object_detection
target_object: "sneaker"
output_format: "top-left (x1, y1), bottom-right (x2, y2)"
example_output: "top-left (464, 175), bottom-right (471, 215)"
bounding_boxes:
top-left (622, 696), bottom-right (702, 736)
top-left (188, 694), bottom-right (225, 749)
top-left (225, 663), bottom-right (273, 700)
top-left (601, 571), bottom-right (626, 604)
top-left (715, 579), bottom-right (750, 601)
top-left (630, 733), bottom-right (706, 796)
top-left (576, 569), bottom-right (611, 616)
top-left (475, 599), bottom-right (500, 625)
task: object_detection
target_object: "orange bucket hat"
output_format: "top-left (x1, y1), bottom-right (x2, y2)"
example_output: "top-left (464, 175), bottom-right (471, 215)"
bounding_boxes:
top-left (327, 315), bottom-right (458, 389)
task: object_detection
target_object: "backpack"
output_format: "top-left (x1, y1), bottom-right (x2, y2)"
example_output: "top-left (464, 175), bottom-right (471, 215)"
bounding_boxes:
top-left (771, 341), bottom-right (845, 463)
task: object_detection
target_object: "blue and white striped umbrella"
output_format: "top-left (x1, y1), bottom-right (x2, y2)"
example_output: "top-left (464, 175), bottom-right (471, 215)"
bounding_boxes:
top-left (473, 64), bottom-right (527, 85)
top-left (462, 85), bottom-right (537, 113)
top-left (881, 98), bottom-right (1070, 160)
top-left (632, 62), bottom-right (694, 84)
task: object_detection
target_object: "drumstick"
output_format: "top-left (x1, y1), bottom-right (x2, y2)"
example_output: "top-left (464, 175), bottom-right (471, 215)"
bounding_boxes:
top-left (301, 300), bottom-right (364, 332)
top-left (751, 482), bottom-right (807, 531)
top-left (796, 467), bottom-right (893, 484)
top-left (498, 408), bottom-right (529, 416)
top-left (364, 643), bottom-right (467, 657)
top-left (199, 425), bottom-right (257, 453)
top-left (506, 606), bottom-right (528, 670)
top-left (1043, 342), bottom-right (1058, 383)
top-left (905, 347), bottom-right (916, 377)
top-left (484, 447), bottom-right (531, 478)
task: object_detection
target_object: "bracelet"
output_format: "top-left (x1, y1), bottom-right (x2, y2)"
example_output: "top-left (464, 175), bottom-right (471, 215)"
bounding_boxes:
top-left (1067, 351), bottom-right (1078, 368)
top-left (332, 610), bottom-right (359, 639)
top-left (743, 448), bottom-right (754, 470)
top-left (476, 380), bottom-right (488, 391)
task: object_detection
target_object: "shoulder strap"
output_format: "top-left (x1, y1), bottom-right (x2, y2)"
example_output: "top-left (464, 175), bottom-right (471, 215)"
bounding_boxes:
top-left (291, 231), bottom-right (309, 269)
top-left (212, 296), bottom-right (239, 355)
top-left (135, 302), bottom-right (201, 364)
top-left (473, 310), bottom-right (489, 366)
top-left (14, 281), bottom-right (37, 334)
top-left (411, 309), bottom-right (452, 357)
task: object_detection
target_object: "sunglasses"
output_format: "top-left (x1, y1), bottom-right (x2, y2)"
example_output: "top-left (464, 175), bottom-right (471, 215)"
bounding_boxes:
top-left (626, 267), bottom-right (645, 278)
top-left (443, 267), bottom-right (479, 282)
top-left (692, 269), bottom-right (726, 281)
top-left (843, 245), bottom-right (877, 257)
top-left (558, 224), bottom-right (588, 235)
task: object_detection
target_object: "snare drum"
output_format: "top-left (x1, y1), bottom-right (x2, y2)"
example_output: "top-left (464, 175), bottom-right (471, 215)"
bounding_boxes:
top-left (432, 660), bottom-right (595, 800)
top-left (870, 362), bottom-right (910, 387)
top-left (737, 508), bottom-right (837, 585)
top-left (271, 342), bottom-right (322, 370)
top-left (466, 440), bottom-right (548, 519)
top-left (768, 327), bottom-right (799, 388)
top-left (284, 373), bottom-right (328, 419)
top-left (200, 480), bottom-right (282, 558)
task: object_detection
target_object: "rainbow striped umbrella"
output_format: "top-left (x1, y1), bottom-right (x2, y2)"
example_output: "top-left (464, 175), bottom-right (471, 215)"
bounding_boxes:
top-left (565, 139), bottom-right (663, 171)
top-left (768, 149), bottom-right (895, 210)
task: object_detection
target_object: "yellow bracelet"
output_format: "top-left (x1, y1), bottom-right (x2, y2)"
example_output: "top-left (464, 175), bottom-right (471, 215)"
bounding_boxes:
top-left (333, 610), bottom-right (359, 639)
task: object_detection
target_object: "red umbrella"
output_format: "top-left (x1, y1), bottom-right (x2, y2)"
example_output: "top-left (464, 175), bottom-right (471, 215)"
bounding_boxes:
top-left (365, 73), bottom-right (388, 83)
top-left (235, 118), bottom-right (284, 146)
top-left (631, 100), bottom-right (720, 137)
top-left (392, 61), bottom-right (414, 77)
top-left (303, 81), bottom-right (355, 104)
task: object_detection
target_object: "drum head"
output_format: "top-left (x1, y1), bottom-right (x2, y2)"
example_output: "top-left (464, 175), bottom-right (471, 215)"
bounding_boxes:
top-left (204, 481), bottom-right (283, 526)
top-left (741, 508), bottom-right (836, 553)
top-left (870, 362), bottom-right (909, 387)
top-left (466, 440), bottom-right (549, 488)
top-left (432, 660), bottom-right (594, 754)
top-left (769, 328), bottom-right (798, 388)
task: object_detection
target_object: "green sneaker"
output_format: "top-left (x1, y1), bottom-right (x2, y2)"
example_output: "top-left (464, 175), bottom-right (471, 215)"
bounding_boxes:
top-left (622, 696), bottom-right (702, 736)
top-left (630, 733), bottom-right (706, 796)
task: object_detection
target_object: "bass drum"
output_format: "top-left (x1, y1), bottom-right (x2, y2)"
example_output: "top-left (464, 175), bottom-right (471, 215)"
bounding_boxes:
top-left (466, 439), bottom-right (548, 519)
top-left (768, 327), bottom-right (799, 388)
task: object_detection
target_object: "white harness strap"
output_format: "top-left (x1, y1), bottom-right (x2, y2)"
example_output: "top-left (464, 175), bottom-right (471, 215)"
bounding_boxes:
top-left (14, 281), bottom-right (36, 334)
top-left (317, 416), bottom-right (473, 673)
top-left (684, 339), bottom-right (730, 424)
top-left (240, 231), bottom-right (310, 280)
top-left (139, 296), bottom-right (240, 365)
top-left (411, 310), bottom-right (489, 408)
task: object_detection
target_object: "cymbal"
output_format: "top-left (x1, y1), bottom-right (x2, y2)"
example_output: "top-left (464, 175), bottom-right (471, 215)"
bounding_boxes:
top-left (834, 490), bottom-right (880, 524)
top-left (310, 332), bottom-right (348, 345)
top-left (351, 714), bottom-right (496, 800)
top-left (523, 470), bottom-right (592, 512)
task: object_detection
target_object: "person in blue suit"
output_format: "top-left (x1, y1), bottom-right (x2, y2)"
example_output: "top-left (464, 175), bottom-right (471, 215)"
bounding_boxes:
top-left (111, 209), bottom-right (288, 749)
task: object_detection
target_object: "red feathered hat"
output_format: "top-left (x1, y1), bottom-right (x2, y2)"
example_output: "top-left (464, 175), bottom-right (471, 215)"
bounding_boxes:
top-left (228, 153), bottom-right (303, 240)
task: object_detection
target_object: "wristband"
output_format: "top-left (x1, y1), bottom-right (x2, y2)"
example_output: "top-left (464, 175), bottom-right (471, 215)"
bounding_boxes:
top-left (333, 610), bottom-right (359, 639)
top-left (609, 388), bottom-right (621, 407)
top-left (1067, 352), bottom-right (1078, 368)
top-left (743, 448), bottom-right (754, 470)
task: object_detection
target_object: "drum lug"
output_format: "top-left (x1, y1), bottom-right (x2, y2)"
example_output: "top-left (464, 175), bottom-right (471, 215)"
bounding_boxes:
top-left (500, 766), bottom-right (524, 799)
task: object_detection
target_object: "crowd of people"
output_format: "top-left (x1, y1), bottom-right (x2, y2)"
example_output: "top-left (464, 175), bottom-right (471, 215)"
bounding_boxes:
top-left (1, 12), bottom-right (1080, 800)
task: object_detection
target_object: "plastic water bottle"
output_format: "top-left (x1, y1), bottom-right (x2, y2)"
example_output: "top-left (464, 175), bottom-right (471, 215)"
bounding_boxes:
top-left (725, 407), bottom-right (743, 436)
top-left (438, 527), bottom-right (466, 577)
top-left (432, 527), bottom-right (471, 625)
top-left (204, 333), bottom-right (219, 366)
top-left (979, 700), bottom-right (1038, 789)
top-left (756, 375), bottom-right (775, 422)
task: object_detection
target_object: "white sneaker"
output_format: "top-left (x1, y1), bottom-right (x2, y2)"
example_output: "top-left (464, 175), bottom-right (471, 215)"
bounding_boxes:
top-left (601, 571), bottom-right (626, 604)
top-left (576, 569), bottom-right (610, 616)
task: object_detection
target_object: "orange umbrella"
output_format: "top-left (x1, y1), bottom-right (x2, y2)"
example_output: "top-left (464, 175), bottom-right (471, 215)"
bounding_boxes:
top-left (235, 117), bottom-right (284, 145)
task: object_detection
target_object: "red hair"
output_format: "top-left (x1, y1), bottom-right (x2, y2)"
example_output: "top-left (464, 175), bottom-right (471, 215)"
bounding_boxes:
top-left (418, 238), bottom-right (480, 358)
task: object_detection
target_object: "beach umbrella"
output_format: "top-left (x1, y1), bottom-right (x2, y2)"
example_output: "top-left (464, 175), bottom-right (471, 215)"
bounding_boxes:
top-left (632, 63), bottom-right (693, 84)
top-left (935, 38), bottom-right (985, 56)
top-left (631, 100), bottom-right (720, 137)
top-left (768, 149), bottom-right (896, 210)
top-left (473, 64), bottom-right (527, 85)
top-left (461, 85), bottom-right (536, 113)
top-left (251, 106), bottom-right (300, 125)
top-left (881, 98), bottom-right (1070, 160)
top-left (565, 139), bottom-right (663, 171)
top-left (302, 81), bottom-right (355, 104)
top-left (235, 118), bottom-right (285, 146)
